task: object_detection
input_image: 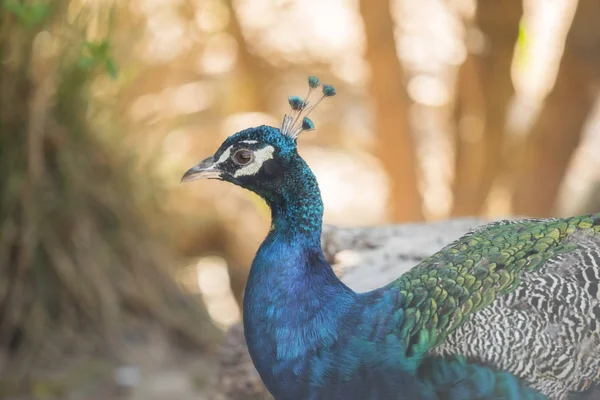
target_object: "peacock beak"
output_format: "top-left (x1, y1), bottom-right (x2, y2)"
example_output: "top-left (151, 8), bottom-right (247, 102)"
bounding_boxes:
top-left (181, 156), bottom-right (222, 183)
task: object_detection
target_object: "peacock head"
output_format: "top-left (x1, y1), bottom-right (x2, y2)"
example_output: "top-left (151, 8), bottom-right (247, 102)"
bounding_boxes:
top-left (181, 76), bottom-right (335, 203)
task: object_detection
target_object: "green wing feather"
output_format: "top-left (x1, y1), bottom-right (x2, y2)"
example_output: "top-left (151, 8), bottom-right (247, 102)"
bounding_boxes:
top-left (392, 213), bottom-right (600, 350)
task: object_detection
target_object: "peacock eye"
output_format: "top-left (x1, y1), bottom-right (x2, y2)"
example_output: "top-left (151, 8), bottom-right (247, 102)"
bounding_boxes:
top-left (232, 149), bottom-right (254, 166)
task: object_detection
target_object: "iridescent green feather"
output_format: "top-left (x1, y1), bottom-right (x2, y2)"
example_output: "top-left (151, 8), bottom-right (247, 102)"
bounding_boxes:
top-left (394, 213), bottom-right (600, 349)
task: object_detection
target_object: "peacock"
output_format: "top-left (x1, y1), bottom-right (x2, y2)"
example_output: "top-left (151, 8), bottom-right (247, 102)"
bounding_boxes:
top-left (182, 77), bottom-right (600, 400)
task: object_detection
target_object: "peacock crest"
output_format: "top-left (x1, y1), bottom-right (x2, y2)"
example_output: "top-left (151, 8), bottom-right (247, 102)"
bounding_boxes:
top-left (279, 76), bottom-right (336, 140)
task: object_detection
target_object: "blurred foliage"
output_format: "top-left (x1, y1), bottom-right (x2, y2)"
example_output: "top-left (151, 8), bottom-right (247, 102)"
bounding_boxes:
top-left (79, 40), bottom-right (118, 78)
top-left (2, 0), bottom-right (51, 28)
top-left (0, 0), bottom-right (219, 395)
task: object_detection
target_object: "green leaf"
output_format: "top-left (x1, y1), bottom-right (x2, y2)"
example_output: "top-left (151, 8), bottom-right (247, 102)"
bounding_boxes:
top-left (78, 56), bottom-right (95, 69)
top-left (2, 0), bottom-right (25, 15)
top-left (2, 0), bottom-right (50, 28)
top-left (104, 58), bottom-right (118, 79)
top-left (28, 3), bottom-right (50, 25)
top-left (97, 39), bottom-right (110, 54)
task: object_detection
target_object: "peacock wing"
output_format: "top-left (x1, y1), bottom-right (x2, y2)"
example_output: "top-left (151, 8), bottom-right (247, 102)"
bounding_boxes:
top-left (386, 214), bottom-right (600, 398)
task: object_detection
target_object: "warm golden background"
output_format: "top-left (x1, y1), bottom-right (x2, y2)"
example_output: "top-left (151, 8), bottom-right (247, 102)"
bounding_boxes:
top-left (1, 0), bottom-right (599, 398)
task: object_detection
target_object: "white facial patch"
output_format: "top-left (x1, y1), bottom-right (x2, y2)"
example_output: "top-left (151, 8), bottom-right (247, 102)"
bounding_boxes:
top-left (234, 145), bottom-right (275, 178)
top-left (215, 146), bottom-right (232, 166)
top-left (240, 140), bottom-right (258, 144)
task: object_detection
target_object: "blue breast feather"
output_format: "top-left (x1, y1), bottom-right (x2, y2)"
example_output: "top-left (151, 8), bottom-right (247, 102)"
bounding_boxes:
top-left (243, 229), bottom-right (545, 400)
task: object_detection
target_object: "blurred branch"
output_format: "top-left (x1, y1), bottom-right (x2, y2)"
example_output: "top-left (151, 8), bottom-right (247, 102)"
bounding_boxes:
top-left (359, 0), bottom-right (422, 222)
top-left (0, 2), bottom-right (41, 360)
top-left (512, 0), bottom-right (597, 216)
top-left (451, 0), bottom-right (523, 217)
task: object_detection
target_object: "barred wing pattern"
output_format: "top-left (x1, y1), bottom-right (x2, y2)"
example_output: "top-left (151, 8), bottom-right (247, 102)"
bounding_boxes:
top-left (392, 215), bottom-right (600, 399)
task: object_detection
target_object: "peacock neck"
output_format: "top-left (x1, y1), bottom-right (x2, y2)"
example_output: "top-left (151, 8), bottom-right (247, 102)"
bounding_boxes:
top-left (243, 158), bottom-right (359, 396)
top-left (266, 156), bottom-right (324, 245)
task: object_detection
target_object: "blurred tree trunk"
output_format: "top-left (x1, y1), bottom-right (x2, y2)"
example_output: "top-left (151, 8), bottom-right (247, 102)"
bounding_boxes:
top-left (451, 0), bottom-right (523, 216)
top-left (512, 0), bottom-right (599, 217)
top-left (225, 0), bottom-right (272, 113)
top-left (359, 0), bottom-right (422, 222)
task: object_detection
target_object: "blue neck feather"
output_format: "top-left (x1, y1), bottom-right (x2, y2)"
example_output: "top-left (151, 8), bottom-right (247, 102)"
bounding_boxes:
top-left (267, 155), bottom-right (324, 241)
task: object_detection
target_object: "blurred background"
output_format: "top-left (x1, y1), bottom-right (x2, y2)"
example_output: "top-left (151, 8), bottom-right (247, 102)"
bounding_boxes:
top-left (1, 0), bottom-right (600, 398)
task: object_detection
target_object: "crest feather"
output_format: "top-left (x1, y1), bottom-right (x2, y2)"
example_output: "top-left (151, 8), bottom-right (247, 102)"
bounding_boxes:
top-left (279, 76), bottom-right (336, 140)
